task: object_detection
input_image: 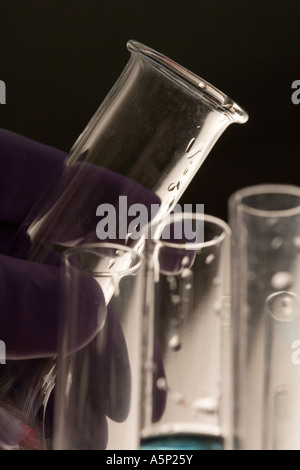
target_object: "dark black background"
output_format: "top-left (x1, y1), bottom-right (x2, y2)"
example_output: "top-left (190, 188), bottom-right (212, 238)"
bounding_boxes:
top-left (1, 0), bottom-right (300, 221)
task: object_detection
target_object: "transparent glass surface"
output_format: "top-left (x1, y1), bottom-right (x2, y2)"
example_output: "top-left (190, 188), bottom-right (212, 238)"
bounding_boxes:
top-left (14, 40), bottom-right (248, 263)
top-left (229, 184), bottom-right (300, 450)
top-left (140, 213), bottom-right (232, 450)
top-left (3, 40), bottom-right (248, 449)
top-left (53, 243), bottom-right (144, 450)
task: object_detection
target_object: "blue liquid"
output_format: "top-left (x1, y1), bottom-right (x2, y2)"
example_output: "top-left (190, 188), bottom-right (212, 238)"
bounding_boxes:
top-left (140, 434), bottom-right (223, 450)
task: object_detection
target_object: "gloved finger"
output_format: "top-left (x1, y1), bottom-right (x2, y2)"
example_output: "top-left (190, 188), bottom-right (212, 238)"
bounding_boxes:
top-left (0, 128), bottom-right (67, 227)
top-left (12, 161), bottom-right (161, 263)
top-left (65, 305), bottom-right (166, 427)
top-left (0, 253), bottom-right (104, 359)
top-left (60, 298), bottom-right (131, 424)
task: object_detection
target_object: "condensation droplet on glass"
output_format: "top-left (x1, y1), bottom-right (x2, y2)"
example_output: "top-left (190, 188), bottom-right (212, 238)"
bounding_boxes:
top-left (167, 276), bottom-right (177, 290)
top-left (266, 217), bottom-right (278, 227)
top-left (183, 167), bottom-right (189, 175)
top-left (267, 291), bottom-right (300, 322)
top-left (185, 283), bottom-right (192, 291)
top-left (213, 277), bottom-right (221, 287)
top-left (168, 198), bottom-right (175, 209)
top-left (181, 256), bottom-right (190, 267)
top-left (168, 334), bottom-right (181, 351)
top-left (171, 391), bottom-right (185, 405)
top-left (108, 259), bottom-right (115, 269)
top-left (144, 360), bottom-right (155, 372)
top-left (198, 81), bottom-right (206, 89)
top-left (271, 237), bottom-right (282, 249)
top-left (205, 253), bottom-right (215, 265)
top-left (186, 138), bottom-right (196, 153)
top-left (156, 377), bottom-right (168, 391)
top-left (293, 236), bottom-right (300, 250)
top-left (181, 268), bottom-right (192, 279)
top-left (214, 300), bottom-right (222, 313)
top-left (274, 386), bottom-right (291, 420)
top-left (191, 397), bottom-right (218, 414)
top-left (171, 294), bottom-right (181, 305)
top-left (270, 271), bottom-right (293, 291)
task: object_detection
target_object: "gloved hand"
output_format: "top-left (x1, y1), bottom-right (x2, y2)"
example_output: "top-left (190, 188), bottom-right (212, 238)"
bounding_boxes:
top-left (0, 128), bottom-right (68, 357)
top-left (0, 128), bottom-right (166, 449)
top-left (0, 128), bottom-right (69, 449)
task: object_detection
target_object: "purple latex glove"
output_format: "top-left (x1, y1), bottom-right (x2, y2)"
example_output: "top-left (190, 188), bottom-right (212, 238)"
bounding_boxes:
top-left (0, 128), bottom-right (166, 449)
top-left (0, 129), bottom-right (111, 359)
top-left (0, 129), bottom-right (69, 358)
top-left (0, 128), bottom-right (162, 358)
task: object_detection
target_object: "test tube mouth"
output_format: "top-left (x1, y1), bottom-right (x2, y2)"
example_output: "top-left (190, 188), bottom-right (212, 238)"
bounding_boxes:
top-left (229, 184), bottom-right (300, 218)
top-left (63, 242), bottom-right (143, 277)
top-left (127, 40), bottom-right (249, 124)
top-left (153, 212), bottom-right (231, 251)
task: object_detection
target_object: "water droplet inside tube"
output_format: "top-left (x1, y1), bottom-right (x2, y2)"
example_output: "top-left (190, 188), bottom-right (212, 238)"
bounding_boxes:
top-left (156, 377), bottom-right (168, 391)
top-left (168, 198), bottom-right (175, 209)
top-left (267, 291), bottom-right (300, 322)
top-left (205, 254), bottom-right (215, 264)
top-left (266, 217), bottom-right (278, 227)
top-left (144, 360), bottom-right (155, 372)
top-left (270, 272), bottom-right (293, 290)
top-left (171, 392), bottom-right (185, 405)
top-left (214, 300), bottom-right (222, 313)
top-left (171, 294), bottom-right (181, 305)
top-left (191, 397), bottom-right (218, 414)
top-left (271, 237), bottom-right (282, 249)
top-left (167, 276), bottom-right (177, 290)
top-left (293, 236), bottom-right (300, 250)
top-left (168, 335), bottom-right (181, 351)
top-left (181, 268), bottom-right (192, 279)
top-left (213, 277), bottom-right (221, 287)
top-left (181, 256), bottom-right (190, 267)
top-left (186, 138), bottom-right (196, 153)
